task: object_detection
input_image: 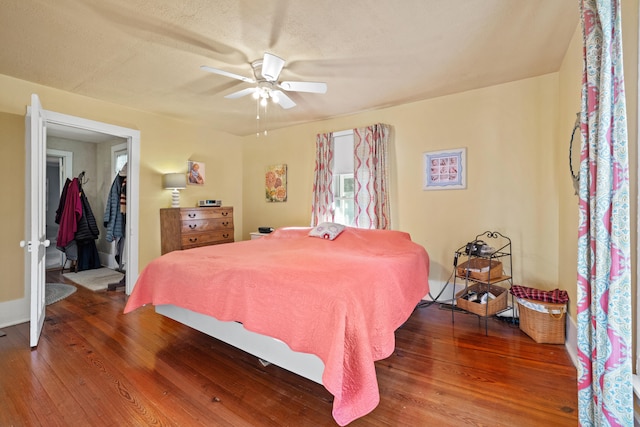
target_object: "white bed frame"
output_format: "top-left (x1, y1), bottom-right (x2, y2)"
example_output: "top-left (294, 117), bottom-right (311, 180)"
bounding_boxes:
top-left (156, 305), bottom-right (325, 384)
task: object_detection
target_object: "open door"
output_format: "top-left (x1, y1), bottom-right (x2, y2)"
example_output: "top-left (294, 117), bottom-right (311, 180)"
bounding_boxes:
top-left (21, 94), bottom-right (49, 348)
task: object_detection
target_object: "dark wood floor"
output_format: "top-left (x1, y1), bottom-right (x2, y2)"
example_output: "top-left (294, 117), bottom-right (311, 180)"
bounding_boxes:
top-left (0, 270), bottom-right (577, 426)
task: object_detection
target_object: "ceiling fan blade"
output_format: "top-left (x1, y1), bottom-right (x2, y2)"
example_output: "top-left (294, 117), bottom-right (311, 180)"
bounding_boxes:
top-left (201, 65), bottom-right (255, 83)
top-left (272, 90), bottom-right (296, 109)
top-left (225, 87), bottom-right (257, 99)
top-left (278, 81), bottom-right (327, 94)
top-left (261, 53), bottom-right (285, 82)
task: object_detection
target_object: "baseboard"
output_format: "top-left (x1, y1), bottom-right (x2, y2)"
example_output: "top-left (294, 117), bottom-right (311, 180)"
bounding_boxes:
top-left (422, 279), bottom-right (462, 304)
top-left (99, 251), bottom-right (118, 269)
top-left (0, 296), bottom-right (29, 329)
top-left (565, 313), bottom-right (578, 368)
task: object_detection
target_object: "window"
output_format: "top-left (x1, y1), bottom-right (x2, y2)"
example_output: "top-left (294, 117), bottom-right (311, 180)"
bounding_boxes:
top-left (333, 173), bottom-right (354, 225)
top-left (312, 124), bottom-right (389, 229)
top-left (112, 143), bottom-right (128, 178)
top-left (332, 130), bottom-right (354, 226)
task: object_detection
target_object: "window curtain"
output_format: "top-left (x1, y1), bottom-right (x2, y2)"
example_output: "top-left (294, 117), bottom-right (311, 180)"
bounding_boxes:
top-left (310, 132), bottom-right (334, 226)
top-left (576, 1), bottom-right (632, 426)
top-left (353, 123), bottom-right (390, 229)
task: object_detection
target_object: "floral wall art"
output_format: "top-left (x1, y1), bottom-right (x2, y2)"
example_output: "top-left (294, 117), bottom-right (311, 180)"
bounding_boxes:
top-left (265, 164), bottom-right (287, 202)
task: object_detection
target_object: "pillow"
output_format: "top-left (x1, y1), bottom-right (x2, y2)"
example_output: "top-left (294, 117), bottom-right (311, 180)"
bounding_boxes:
top-left (308, 222), bottom-right (345, 240)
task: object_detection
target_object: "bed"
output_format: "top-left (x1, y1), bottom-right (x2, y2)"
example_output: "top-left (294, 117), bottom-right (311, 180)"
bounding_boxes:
top-left (124, 225), bottom-right (429, 425)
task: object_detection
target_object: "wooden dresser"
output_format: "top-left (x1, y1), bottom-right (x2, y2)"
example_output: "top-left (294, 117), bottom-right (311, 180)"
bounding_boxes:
top-left (160, 207), bottom-right (234, 255)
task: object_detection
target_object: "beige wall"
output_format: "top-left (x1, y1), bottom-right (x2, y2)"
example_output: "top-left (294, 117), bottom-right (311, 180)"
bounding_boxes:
top-left (242, 74), bottom-right (561, 291)
top-left (0, 112), bottom-right (26, 301)
top-left (0, 74), bottom-right (244, 304)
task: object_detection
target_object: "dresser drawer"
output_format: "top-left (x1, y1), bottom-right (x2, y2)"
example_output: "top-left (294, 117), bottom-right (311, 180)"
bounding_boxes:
top-left (181, 230), bottom-right (234, 249)
top-left (181, 218), bottom-right (233, 233)
top-left (180, 207), bottom-right (233, 221)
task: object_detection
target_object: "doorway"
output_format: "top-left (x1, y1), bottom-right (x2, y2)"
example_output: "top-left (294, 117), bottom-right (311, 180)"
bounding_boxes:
top-left (45, 149), bottom-right (72, 269)
top-left (41, 111), bottom-right (140, 294)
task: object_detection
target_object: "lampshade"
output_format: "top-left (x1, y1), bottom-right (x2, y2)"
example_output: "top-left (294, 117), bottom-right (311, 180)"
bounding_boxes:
top-left (162, 173), bottom-right (186, 190)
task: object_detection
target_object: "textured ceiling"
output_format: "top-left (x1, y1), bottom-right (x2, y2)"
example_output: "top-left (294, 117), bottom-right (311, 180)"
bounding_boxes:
top-left (0, 0), bottom-right (578, 136)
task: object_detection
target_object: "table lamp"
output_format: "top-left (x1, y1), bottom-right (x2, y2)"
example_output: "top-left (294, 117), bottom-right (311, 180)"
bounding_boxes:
top-left (163, 173), bottom-right (187, 208)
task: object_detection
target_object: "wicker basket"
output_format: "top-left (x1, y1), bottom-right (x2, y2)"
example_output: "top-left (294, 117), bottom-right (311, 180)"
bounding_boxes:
top-left (517, 298), bottom-right (566, 344)
top-left (456, 284), bottom-right (508, 317)
top-left (456, 258), bottom-right (502, 282)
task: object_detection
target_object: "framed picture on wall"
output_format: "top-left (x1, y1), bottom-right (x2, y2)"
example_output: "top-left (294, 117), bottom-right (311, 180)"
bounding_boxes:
top-left (187, 161), bottom-right (205, 185)
top-left (423, 148), bottom-right (466, 190)
top-left (265, 164), bottom-right (287, 202)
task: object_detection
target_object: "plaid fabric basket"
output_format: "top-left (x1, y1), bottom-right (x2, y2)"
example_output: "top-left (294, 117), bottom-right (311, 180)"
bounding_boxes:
top-left (510, 285), bottom-right (569, 304)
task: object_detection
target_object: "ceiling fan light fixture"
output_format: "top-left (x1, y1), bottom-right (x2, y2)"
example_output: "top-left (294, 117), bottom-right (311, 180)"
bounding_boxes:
top-left (261, 53), bottom-right (285, 82)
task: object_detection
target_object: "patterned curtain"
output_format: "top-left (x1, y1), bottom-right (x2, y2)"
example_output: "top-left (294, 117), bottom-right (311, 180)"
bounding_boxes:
top-left (310, 132), bottom-right (334, 226)
top-left (353, 124), bottom-right (390, 229)
top-left (576, 1), bottom-right (632, 425)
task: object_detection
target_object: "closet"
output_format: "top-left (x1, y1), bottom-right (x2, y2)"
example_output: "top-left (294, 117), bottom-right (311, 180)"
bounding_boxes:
top-left (45, 131), bottom-right (128, 280)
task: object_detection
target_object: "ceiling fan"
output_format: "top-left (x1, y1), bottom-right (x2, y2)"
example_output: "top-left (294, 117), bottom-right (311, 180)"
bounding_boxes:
top-left (201, 52), bottom-right (327, 110)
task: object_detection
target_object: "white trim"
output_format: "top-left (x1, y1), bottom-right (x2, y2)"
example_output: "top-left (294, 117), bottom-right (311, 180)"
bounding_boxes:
top-left (635, 0), bottom-right (640, 394)
top-left (564, 312), bottom-right (578, 368)
top-left (332, 129), bottom-right (353, 137)
top-left (422, 278), bottom-right (462, 304)
top-left (0, 297), bottom-right (29, 329)
top-left (156, 305), bottom-right (325, 384)
top-left (42, 109), bottom-right (140, 295)
top-left (46, 149), bottom-right (73, 181)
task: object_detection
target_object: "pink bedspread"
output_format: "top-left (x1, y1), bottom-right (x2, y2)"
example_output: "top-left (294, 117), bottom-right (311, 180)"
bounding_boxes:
top-left (124, 226), bottom-right (429, 425)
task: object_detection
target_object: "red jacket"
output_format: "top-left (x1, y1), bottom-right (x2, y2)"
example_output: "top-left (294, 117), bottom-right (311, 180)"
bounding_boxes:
top-left (56, 178), bottom-right (82, 248)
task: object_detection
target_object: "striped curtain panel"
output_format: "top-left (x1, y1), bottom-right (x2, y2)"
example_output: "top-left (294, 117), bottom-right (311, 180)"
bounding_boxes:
top-left (576, 1), bottom-right (632, 425)
top-left (310, 132), bottom-right (334, 226)
top-left (353, 124), bottom-right (390, 229)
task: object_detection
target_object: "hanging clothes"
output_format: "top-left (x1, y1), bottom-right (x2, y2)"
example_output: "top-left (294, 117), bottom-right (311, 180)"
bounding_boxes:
top-left (75, 178), bottom-right (101, 271)
top-left (104, 173), bottom-right (126, 242)
top-left (105, 165), bottom-right (128, 289)
top-left (104, 166), bottom-right (127, 274)
top-left (55, 178), bottom-right (82, 249)
top-left (75, 185), bottom-right (100, 242)
top-left (55, 173), bottom-right (101, 272)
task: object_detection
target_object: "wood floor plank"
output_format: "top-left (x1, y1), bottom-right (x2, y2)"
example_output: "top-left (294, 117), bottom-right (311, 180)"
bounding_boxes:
top-left (0, 270), bottom-right (577, 426)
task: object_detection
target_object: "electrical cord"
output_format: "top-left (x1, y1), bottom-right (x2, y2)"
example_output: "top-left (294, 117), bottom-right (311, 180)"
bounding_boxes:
top-left (416, 269), bottom-right (456, 309)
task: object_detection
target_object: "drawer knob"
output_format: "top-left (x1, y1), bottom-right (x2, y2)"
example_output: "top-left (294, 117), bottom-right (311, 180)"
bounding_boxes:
top-left (223, 234), bottom-right (229, 238)
top-left (222, 212), bottom-right (228, 216)
top-left (188, 213), bottom-right (196, 218)
top-left (188, 224), bottom-right (197, 229)
top-left (189, 237), bottom-right (198, 242)
top-left (222, 221), bottom-right (228, 227)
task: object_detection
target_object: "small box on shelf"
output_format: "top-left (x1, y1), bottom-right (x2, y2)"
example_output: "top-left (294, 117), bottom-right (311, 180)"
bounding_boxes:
top-left (456, 258), bottom-right (502, 282)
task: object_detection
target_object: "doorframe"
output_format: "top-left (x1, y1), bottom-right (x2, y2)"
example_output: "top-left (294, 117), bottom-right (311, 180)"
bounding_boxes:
top-left (46, 149), bottom-right (73, 181)
top-left (45, 148), bottom-right (73, 268)
top-left (43, 110), bottom-right (140, 294)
